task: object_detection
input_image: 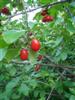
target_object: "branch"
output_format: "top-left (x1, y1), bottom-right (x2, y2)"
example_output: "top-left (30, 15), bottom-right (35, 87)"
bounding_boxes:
top-left (46, 70), bottom-right (66, 100)
top-left (44, 55), bottom-right (75, 69)
top-left (27, 0), bottom-right (68, 12)
top-left (7, 0), bottom-right (68, 19)
top-left (11, 60), bottom-right (75, 70)
top-left (63, 6), bottom-right (73, 17)
top-left (41, 63), bottom-right (75, 70)
top-left (11, 60), bottom-right (30, 65)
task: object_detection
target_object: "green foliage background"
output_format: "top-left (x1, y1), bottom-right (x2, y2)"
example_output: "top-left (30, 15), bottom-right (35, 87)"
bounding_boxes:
top-left (0, 0), bottom-right (75, 100)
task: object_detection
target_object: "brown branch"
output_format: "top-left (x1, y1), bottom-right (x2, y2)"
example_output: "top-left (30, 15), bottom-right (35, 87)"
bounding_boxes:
top-left (64, 73), bottom-right (75, 79)
top-left (7, 0), bottom-right (68, 19)
top-left (27, 0), bottom-right (68, 12)
top-left (11, 60), bottom-right (75, 70)
top-left (41, 63), bottom-right (75, 70)
top-left (11, 60), bottom-right (30, 65)
top-left (44, 55), bottom-right (75, 69)
top-left (46, 70), bottom-right (66, 100)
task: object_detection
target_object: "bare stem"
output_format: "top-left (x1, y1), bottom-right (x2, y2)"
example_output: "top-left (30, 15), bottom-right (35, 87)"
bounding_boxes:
top-left (11, 60), bottom-right (75, 70)
top-left (7, 0), bottom-right (68, 20)
top-left (46, 70), bottom-right (66, 100)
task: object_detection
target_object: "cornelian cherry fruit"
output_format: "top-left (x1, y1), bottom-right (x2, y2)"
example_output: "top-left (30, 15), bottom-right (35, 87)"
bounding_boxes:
top-left (41, 9), bottom-right (47, 16)
top-left (1, 7), bottom-right (10, 15)
top-left (31, 39), bottom-right (40, 52)
top-left (42, 15), bottom-right (53, 22)
top-left (28, 32), bottom-right (32, 36)
top-left (20, 49), bottom-right (28, 60)
top-left (46, 16), bottom-right (53, 22)
top-left (34, 64), bottom-right (41, 72)
top-left (37, 55), bottom-right (44, 61)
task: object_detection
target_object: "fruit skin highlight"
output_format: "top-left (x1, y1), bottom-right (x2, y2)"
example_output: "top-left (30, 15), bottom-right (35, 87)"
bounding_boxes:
top-left (31, 39), bottom-right (40, 52)
top-left (20, 49), bottom-right (28, 60)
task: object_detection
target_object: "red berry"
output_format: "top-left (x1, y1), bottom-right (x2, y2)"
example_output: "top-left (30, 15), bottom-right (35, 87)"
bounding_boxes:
top-left (20, 49), bottom-right (28, 60)
top-left (42, 17), bottom-right (47, 22)
top-left (31, 39), bottom-right (40, 52)
top-left (38, 55), bottom-right (44, 61)
top-left (46, 16), bottom-right (53, 22)
top-left (42, 15), bottom-right (53, 22)
top-left (34, 64), bottom-right (41, 72)
top-left (1, 7), bottom-right (10, 15)
top-left (28, 32), bottom-right (32, 36)
top-left (41, 9), bottom-right (47, 16)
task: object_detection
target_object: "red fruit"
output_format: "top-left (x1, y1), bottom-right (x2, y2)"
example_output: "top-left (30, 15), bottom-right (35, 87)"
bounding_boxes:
top-left (46, 16), bottom-right (53, 22)
top-left (42, 17), bottom-right (47, 22)
top-left (34, 64), bottom-right (41, 72)
top-left (1, 7), bottom-right (10, 15)
top-left (42, 15), bottom-right (53, 22)
top-left (41, 9), bottom-right (47, 16)
top-left (38, 55), bottom-right (44, 61)
top-left (28, 32), bottom-right (32, 36)
top-left (31, 39), bottom-right (40, 52)
top-left (20, 49), bottom-right (28, 60)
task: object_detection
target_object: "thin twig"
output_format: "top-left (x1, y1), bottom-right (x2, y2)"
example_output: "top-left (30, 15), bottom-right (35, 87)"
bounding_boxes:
top-left (7, 0), bottom-right (68, 19)
top-left (44, 63), bottom-right (75, 70)
top-left (64, 6), bottom-right (73, 17)
top-left (11, 60), bottom-right (30, 65)
top-left (46, 70), bottom-right (66, 100)
top-left (11, 60), bottom-right (75, 70)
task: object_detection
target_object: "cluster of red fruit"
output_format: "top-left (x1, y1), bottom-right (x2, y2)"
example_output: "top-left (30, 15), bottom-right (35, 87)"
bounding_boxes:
top-left (41, 9), bottom-right (53, 22)
top-left (20, 39), bottom-right (44, 72)
top-left (0, 7), bottom-right (10, 15)
top-left (34, 55), bottom-right (44, 72)
top-left (20, 39), bottom-right (40, 60)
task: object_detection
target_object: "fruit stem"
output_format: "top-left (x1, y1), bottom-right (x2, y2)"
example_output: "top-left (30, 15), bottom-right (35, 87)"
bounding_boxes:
top-left (22, 0), bottom-right (30, 42)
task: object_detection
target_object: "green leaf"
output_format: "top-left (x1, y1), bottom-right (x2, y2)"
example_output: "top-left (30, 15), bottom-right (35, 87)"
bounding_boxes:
top-left (11, 93), bottom-right (20, 100)
top-left (0, 36), bottom-right (8, 48)
top-left (17, 1), bottom-right (23, 11)
top-left (33, 12), bottom-right (41, 21)
top-left (66, 21), bottom-right (75, 34)
top-left (0, 0), bottom-right (10, 9)
top-left (27, 79), bottom-right (37, 89)
top-left (54, 37), bottom-right (63, 47)
top-left (69, 95), bottom-right (75, 100)
top-left (39, 0), bottom-right (52, 4)
top-left (0, 48), bottom-right (7, 61)
top-left (34, 90), bottom-right (39, 97)
top-left (60, 51), bottom-right (67, 61)
top-left (25, 64), bottom-right (33, 72)
top-left (55, 16), bottom-right (64, 26)
top-left (40, 70), bottom-right (49, 78)
top-left (0, 92), bottom-right (9, 100)
top-left (5, 48), bottom-right (20, 62)
top-left (56, 80), bottom-right (63, 93)
top-left (5, 64), bottom-right (16, 76)
top-left (29, 49), bottom-right (37, 63)
top-left (8, 66), bottom-right (16, 76)
top-left (63, 81), bottom-right (75, 87)
top-left (39, 97), bottom-right (45, 100)
top-left (18, 84), bottom-right (30, 96)
top-left (69, 88), bottom-right (75, 95)
top-left (72, 16), bottom-right (75, 24)
top-left (5, 77), bottom-right (20, 94)
top-left (70, 2), bottom-right (75, 8)
top-left (3, 30), bottom-right (25, 44)
top-left (28, 21), bottom-right (36, 29)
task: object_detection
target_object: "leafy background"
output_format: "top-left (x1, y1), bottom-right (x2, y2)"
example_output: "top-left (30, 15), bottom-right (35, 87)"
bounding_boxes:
top-left (0, 0), bottom-right (75, 100)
